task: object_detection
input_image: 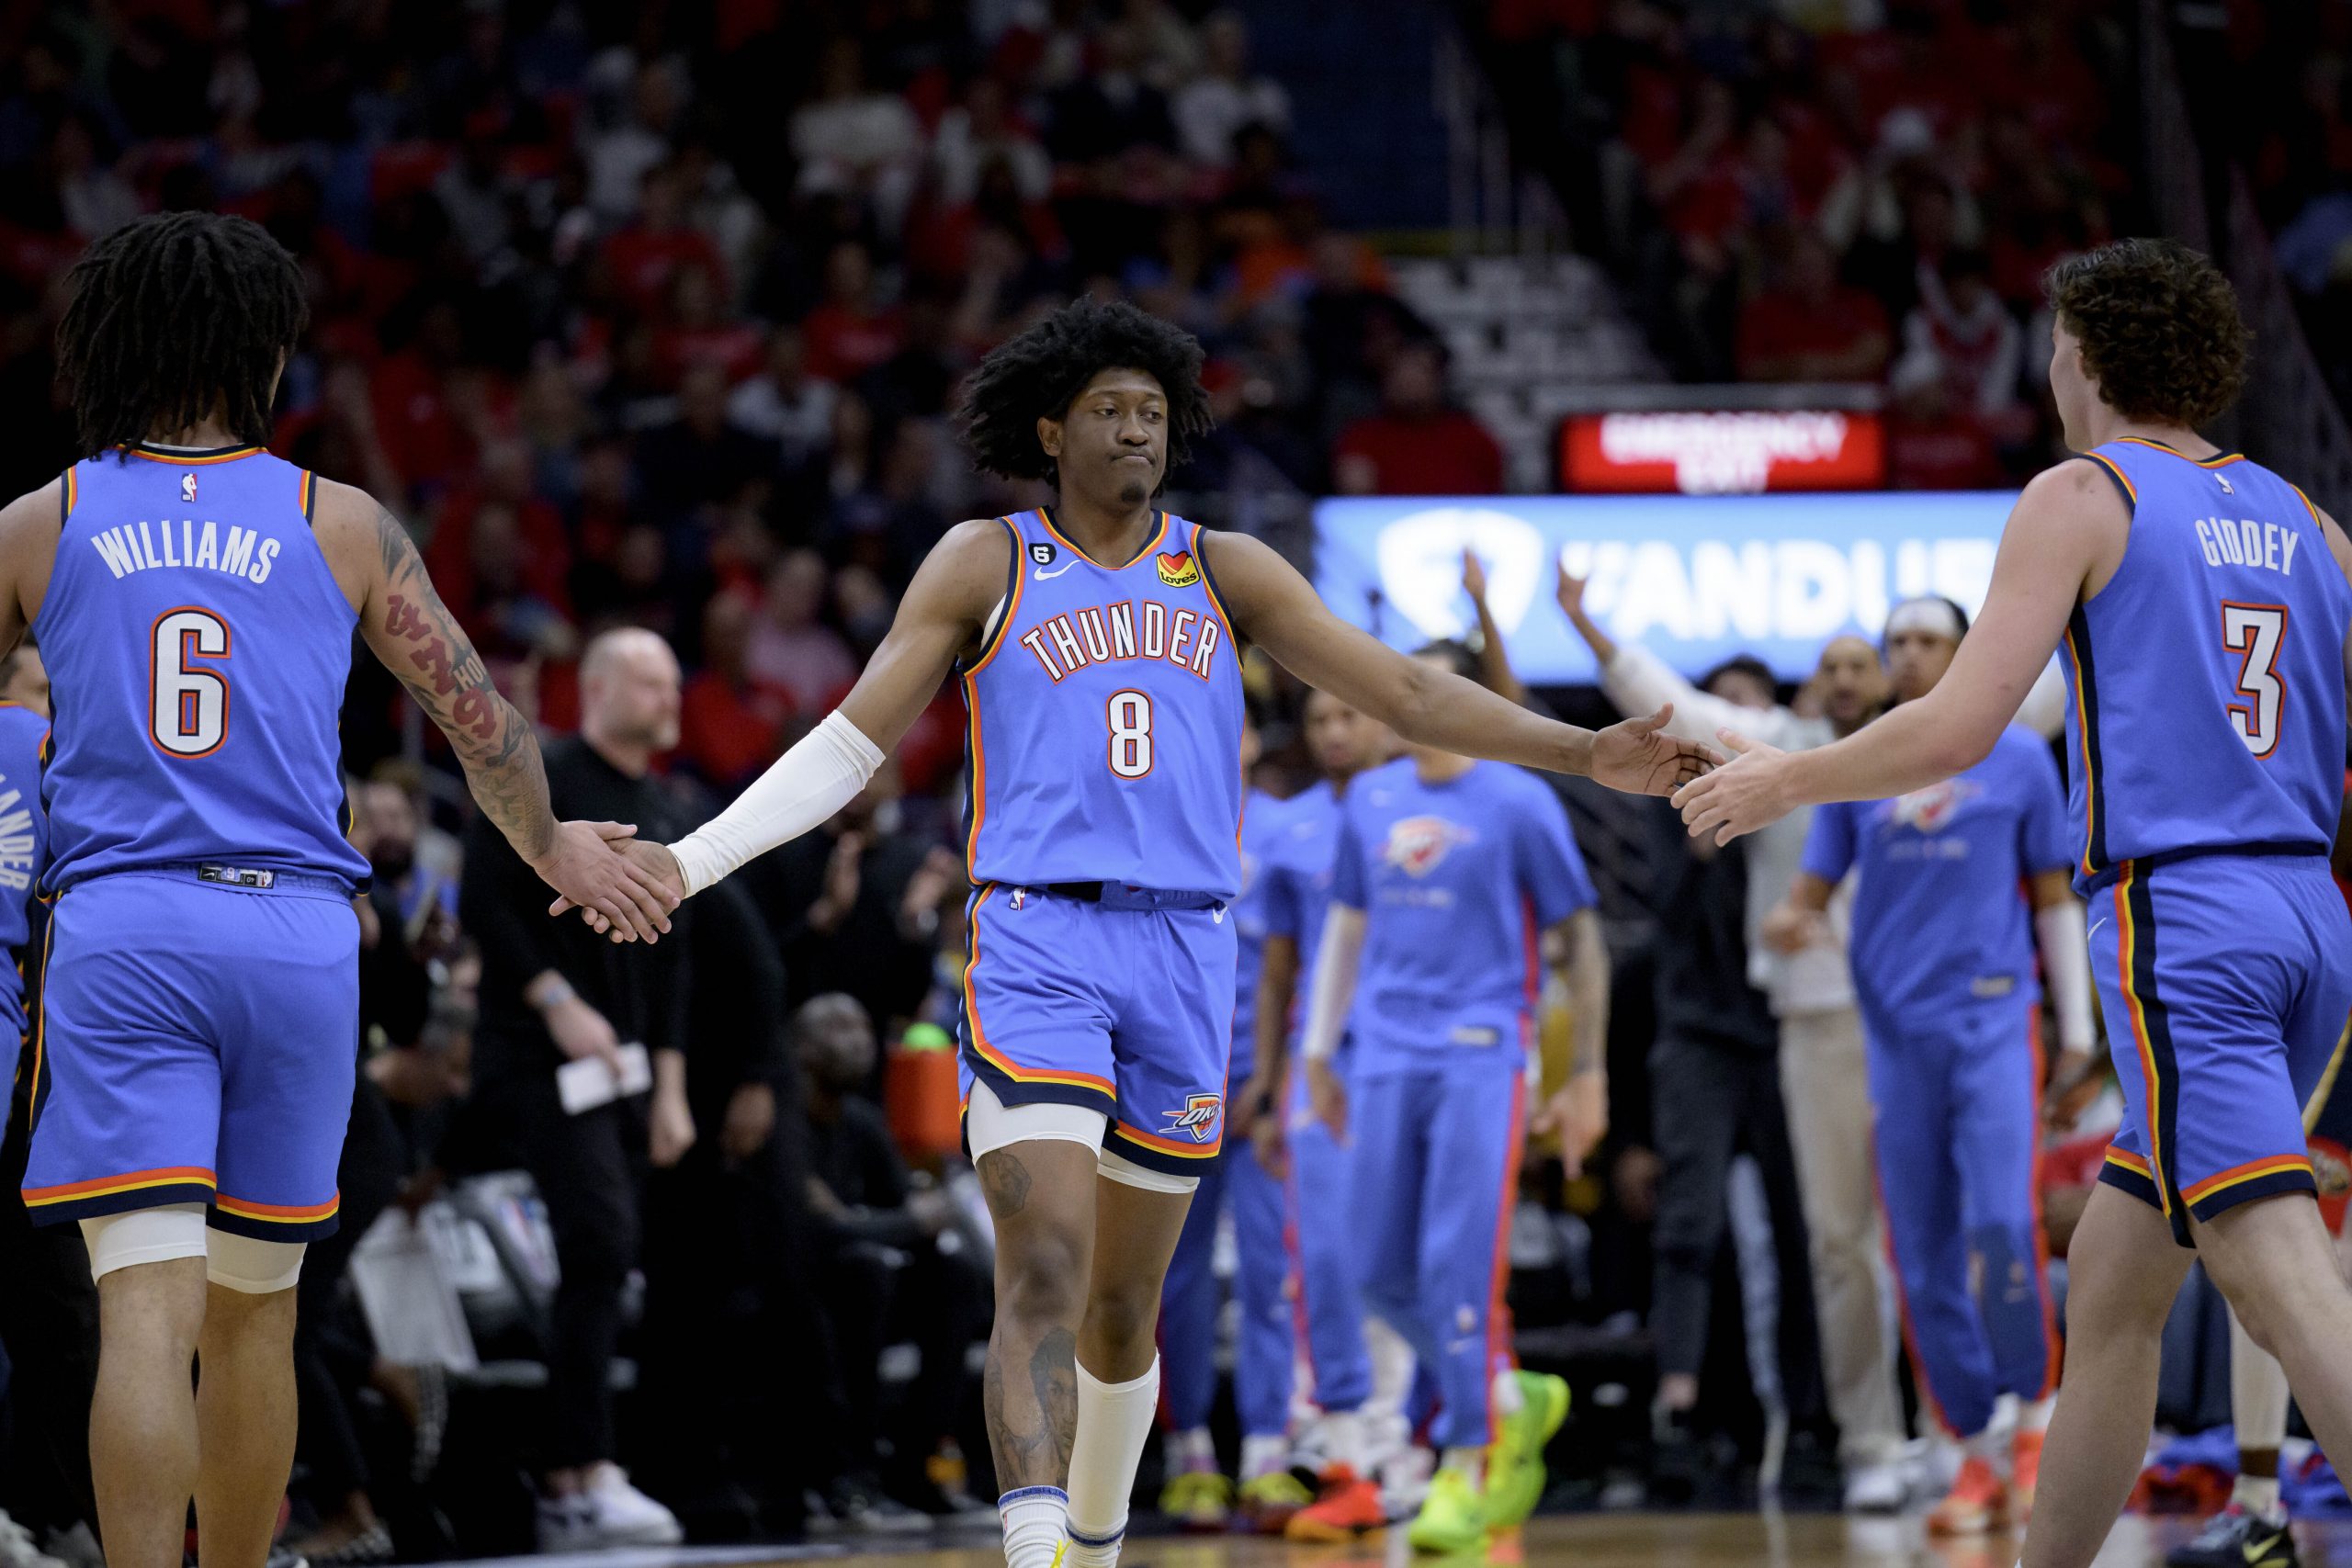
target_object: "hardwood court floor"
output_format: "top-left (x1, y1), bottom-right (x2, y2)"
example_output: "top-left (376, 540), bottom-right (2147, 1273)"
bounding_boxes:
top-left (495, 1514), bottom-right (2352, 1568)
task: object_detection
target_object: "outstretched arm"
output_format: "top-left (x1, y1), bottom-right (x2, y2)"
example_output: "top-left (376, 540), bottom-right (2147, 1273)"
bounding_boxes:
top-left (314, 479), bottom-right (675, 941)
top-left (654, 518), bottom-right (1006, 897)
top-left (1461, 549), bottom-right (1527, 705)
top-left (1206, 531), bottom-right (1719, 795)
top-left (1675, 460), bottom-right (2120, 842)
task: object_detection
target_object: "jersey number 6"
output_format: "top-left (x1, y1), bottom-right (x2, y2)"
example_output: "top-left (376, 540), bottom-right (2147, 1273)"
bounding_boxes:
top-left (2222, 601), bottom-right (2286, 760)
top-left (1107, 689), bottom-right (1153, 778)
top-left (151, 606), bottom-right (232, 759)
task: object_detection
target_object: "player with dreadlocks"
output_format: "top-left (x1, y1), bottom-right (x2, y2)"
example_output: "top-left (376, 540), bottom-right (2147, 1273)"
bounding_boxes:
top-left (570, 295), bottom-right (1719, 1568)
top-left (4, 210), bottom-right (674, 1568)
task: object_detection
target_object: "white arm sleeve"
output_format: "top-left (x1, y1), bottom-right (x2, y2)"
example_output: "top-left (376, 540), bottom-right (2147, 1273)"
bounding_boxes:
top-left (665, 711), bottom-right (886, 897)
top-left (2035, 897), bottom-right (2097, 1054)
top-left (1600, 641), bottom-right (1804, 750)
top-left (1300, 906), bottom-right (1368, 1063)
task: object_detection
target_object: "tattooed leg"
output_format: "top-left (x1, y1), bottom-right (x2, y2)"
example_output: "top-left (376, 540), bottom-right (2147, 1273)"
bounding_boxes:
top-left (978, 1140), bottom-right (1100, 1488)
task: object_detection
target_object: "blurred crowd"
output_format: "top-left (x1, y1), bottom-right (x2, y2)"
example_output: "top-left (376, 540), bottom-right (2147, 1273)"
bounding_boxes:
top-left (1, 0), bottom-right (2346, 1561)
top-left (1475, 0), bottom-right (2139, 487)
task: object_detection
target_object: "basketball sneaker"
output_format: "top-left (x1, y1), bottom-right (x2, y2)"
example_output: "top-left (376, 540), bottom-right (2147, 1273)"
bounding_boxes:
top-left (1487, 1371), bottom-right (1570, 1528)
top-left (2165, 1504), bottom-right (2298, 1568)
top-left (1237, 1471), bottom-right (1311, 1534)
top-left (1283, 1464), bottom-right (1385, 1541)
top-left (2011, 1427), bottom-right (2044, 1515)
top-left (1158, 1471), bottom-right (1232, 1532)
top-left (1405, 1466), bottom-right (1488, 1554)
top-left (1927, 1456), bottom-right (2011, 1536)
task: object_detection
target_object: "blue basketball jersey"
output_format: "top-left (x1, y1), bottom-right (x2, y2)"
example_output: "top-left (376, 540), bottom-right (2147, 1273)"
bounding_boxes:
top-left (2064, 438), bottom-right (2350, 890)
top-left (961, 509), bottom-right (1245, 897)
top-left (38, 446), bottom-right (368, 894)
top-left (1803, 726), bottom-right (2072, 1021)
top-left (1262, 779), bottom-right (1345, 1047)
top-left (1228, 788), bottom-right (1285, 1081)
top-left (0, 702), bottom-right (46, 1040)
top-left (1332, 758), bottom-right (1597, 1077)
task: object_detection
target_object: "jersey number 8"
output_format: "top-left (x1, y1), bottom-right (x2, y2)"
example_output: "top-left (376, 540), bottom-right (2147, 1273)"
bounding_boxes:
top-left (152, 606), bottom-right (232, 759)
top-left (1107, 689), bottom-right (1152, 778)
top-left (2222, 601), bottom-right (2286, 760)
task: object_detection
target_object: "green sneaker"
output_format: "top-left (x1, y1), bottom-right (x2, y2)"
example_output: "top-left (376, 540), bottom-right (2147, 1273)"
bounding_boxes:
top-left (1487, 1371), bottom-right (1570, 1528)
top-left (1405, 1465), bottom-right (1489, 1554)
top-left (1158, 1469), bottom-right (1233, 1532)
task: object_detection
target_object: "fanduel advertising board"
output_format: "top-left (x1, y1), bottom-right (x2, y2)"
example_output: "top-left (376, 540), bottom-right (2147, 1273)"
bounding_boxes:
top-left (1313, 491), bottom-right (2018, 683)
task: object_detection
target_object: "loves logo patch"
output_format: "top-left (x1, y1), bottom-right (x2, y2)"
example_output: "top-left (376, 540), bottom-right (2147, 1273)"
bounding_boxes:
top-left (1156, 550), bottom-right (1201, 587)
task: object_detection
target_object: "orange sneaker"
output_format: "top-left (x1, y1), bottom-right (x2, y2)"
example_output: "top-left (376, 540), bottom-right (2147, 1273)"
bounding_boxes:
top-left (1283, 1464), bottom-right (1386, 1542)
top-left (2012, 1427), bottom-right (2044, 1515)
top-left (1928, 1456), bottom-right (2012, 1536)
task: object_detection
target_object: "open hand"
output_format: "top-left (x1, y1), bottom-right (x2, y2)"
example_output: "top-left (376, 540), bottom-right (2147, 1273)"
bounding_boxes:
top-left (1589, 705), bottom-right (1723, 795)
top-left (1555, 561), bottom-right (1590, 620)
top-left (532, 821), bottom-right (677, 942)
top-left (1462, 548), bottom-right (1490, 604)
top-left (550, 839), bottom-right (686, 939)
top-left (1671, 729), bottom-right (1792, 843)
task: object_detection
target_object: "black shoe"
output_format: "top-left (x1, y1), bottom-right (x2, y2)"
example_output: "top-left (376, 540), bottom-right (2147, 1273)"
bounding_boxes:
top-left (2166, 1505), bottom-right (2298, 1568)
top-left (1648, 1408), bottom-right (1702, 1506)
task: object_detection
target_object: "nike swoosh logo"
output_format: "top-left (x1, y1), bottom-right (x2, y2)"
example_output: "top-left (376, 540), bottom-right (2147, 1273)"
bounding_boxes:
top-left (1034, 560), bottom-right (1079, 581)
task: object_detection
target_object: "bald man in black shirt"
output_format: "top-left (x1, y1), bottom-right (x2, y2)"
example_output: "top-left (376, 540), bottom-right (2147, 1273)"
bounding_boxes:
top-left (461, 628), bottom-right (698, 1549)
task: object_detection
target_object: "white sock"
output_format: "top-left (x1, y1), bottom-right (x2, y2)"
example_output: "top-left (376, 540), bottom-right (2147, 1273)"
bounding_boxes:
top-left (1168, 1427), bottom-right (1216, 1476)
top-left (999, 1486), bottom-right (1068, 1568)
top-left (1065, 1358), bottom-right (1159, 1568)
top-left (1239, 1433), bottom-right (1289, 1482)
top-left (2233, 1472), bottom-right (2283, 1518)
top-left (1492, 1368), bottom-right (1525, 1419)
top-left (1964, 1426), bottom-right (2013, 1479)
top-left (1441, 1446), bottom-right (1486, 1487)
top-left (1322, 1409), bottom-right (1366, 1475)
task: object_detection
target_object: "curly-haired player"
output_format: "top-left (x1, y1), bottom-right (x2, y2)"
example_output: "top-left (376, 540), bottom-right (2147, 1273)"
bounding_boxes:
top-left (577, 295), bottom-right (1716, 1568)
top-left (4, 210), bottom-right (673, 1568)
top-left (1675, 239), bottom-right (2352, 1568)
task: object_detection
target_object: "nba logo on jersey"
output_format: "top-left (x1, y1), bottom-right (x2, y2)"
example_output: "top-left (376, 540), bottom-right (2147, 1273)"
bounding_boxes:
top-left (180, 472), bottom-right (197, 503)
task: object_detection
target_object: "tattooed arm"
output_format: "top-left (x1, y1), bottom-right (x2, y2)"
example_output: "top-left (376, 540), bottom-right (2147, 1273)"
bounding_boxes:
top-left (313, 479), bottom-right (676, 941)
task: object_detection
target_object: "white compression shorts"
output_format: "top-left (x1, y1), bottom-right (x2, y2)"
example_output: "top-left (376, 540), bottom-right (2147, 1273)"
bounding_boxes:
top-left (966, 1078), bottom-right (1198, 1195)
top-left (80, 1202), bottom-right (307, 1293)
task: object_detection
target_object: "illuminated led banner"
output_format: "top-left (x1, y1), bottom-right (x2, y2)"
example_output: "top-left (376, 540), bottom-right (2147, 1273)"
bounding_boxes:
top-left (1560, 410), bottom-right (1887, 493)
top-left (1313, 491), bottom-right (2017, 683)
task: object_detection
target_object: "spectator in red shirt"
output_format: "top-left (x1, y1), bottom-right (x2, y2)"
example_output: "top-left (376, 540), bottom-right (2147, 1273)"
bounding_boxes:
top-left (653, 260), bottom-right (764, 388)
top-left (679, 589), bottom-right (790, 788)
top-left (370, 299), bottom-right (476, 496)
top-left (800, 240), bottom-right (905, 382)
top-left (602, 163), bottom-right (728, 317)
top-left (1330, 341), bottom-right (1505, 495)
top-left (1735, 231), bottom-right (1892, 383)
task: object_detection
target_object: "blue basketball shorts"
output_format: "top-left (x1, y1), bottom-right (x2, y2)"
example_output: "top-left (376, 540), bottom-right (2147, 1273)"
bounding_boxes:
top-left (22, 871), bottom-right (360, 1240)
top-left (956, 881), bottom-right (1236, 1177)
top-left (2092, 852), bottom-right (2352, 1247)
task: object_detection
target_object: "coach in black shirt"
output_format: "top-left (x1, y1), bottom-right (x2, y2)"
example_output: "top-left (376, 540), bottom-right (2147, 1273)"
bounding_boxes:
top-left (461, 627), bottom-right (696, 1548)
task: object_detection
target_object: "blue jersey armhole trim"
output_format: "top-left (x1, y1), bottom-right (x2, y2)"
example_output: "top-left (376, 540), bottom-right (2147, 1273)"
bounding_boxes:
top-left (56, 467), bottom-right (72, 530)
top-left (1193, 521), bottom-right (1240, 648)
top-left (964, 514), bottom-right (1023, 671)
top-left (2081, 452), bottom-right (2136, 514)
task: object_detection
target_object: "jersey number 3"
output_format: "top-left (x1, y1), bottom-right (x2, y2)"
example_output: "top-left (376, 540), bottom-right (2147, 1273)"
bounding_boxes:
top-left (2222, 602), bottom-right (2286, 759)
top-left (152, 606), bottom-right (231, 759)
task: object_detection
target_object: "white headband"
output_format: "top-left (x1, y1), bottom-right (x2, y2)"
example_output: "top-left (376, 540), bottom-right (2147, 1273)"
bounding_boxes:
top-left (1884, 597), bottom-right (1965, 643)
